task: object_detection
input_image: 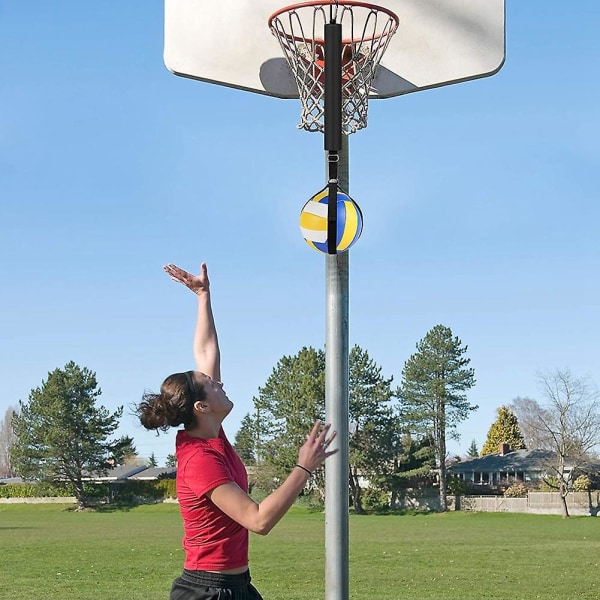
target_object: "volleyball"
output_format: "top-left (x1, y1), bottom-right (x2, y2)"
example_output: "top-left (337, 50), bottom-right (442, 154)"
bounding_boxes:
top-left (299, 187), bottom-right (363, 253)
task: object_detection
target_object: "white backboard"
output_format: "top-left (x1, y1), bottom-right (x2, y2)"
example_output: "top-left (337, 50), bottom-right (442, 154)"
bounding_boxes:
top-left (164, 0), bottom-right (505, 99)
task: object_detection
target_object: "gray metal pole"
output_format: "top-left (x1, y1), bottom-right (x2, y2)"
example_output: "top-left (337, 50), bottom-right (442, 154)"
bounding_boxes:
top-left (325, 134), bottom-right (349, 600)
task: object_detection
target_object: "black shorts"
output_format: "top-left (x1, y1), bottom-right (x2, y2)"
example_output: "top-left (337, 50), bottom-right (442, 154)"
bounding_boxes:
top-left (170, 569), bottom-right (264, 600)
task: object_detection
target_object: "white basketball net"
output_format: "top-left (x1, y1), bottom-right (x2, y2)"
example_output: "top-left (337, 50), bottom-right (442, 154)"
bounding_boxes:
top-left (269, 1), bottom-right (399, 134)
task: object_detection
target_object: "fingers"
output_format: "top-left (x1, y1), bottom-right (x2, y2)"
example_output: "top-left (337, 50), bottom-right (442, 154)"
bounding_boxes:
top-left (164, 263), bottom-right (206, 294)
top-left (316, 422), bottom-right (333, 445)
top-left (310, 420), bottom-right (338, 455)
top-left (307, 420), bottom-right (335, 445)
top-left (322, 429), bottom-right (337, 448)
top-left (308, 419), bottom-right (322, 441)
top-left (298, 421), bottom-right (338, 474)
top-left (320, 428), bottom-right (337, 459)
top-left (163, 263), bottom-right (188, 283)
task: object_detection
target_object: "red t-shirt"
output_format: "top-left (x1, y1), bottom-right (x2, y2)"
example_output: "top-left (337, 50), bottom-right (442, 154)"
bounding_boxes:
top-left (175, 428), bottom-right (249, 571)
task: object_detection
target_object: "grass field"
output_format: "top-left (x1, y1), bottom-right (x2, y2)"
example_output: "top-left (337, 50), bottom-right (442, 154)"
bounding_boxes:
top-left (1, 503), bottom-right (599, 600)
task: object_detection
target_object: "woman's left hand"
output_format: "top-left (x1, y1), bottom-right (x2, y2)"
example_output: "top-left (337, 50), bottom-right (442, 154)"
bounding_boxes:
top-left (297, 420), bottom-right (338, 474)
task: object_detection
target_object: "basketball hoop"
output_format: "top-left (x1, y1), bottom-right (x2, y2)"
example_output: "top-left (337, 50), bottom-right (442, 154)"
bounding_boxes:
top-left (268, 1), bottom-right (399, 134)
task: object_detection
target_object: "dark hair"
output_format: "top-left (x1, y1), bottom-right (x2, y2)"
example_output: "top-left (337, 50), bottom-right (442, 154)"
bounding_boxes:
top-left (136, 372), bottom-right (206, 432)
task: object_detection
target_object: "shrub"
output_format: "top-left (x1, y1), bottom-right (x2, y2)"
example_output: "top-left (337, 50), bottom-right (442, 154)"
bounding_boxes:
top-left (154, 478), bottom-right (177, 499)
top-left (573, 474), bottom-right (591, 492)
top-left (446, 477), bottom-right (470, 496)
top-left (0, 479), bottom-right (177, 503)
top-left (504, 483), bottom-right (528, 498)
top-left (0, 482), bottom-right (74, 498)
top-left (539, 477), bottom-right (560, 492)
top-left (362, 487), bottom-right (390, 512)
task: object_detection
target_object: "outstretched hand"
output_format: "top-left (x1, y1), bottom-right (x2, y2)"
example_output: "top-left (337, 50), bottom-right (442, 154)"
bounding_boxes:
top-left (297, 420), bottom-right (338, 475)
top-left (164, 262), bottom-right (210, 295)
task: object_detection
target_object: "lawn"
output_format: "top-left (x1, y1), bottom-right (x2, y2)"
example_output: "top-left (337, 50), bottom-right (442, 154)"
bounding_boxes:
top-left (1, 503), bottom-right (599, 600)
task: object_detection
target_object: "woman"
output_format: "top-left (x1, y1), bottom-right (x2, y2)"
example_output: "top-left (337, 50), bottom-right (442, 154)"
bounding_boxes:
top-left (137, 262), bottom-right (337, 600)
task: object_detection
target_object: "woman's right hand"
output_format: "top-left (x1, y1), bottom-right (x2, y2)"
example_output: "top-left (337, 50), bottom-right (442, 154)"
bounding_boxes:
top-left (164, 262), bottom-right (210, 295)
top-left (297, 420), bottom-right (338, 474)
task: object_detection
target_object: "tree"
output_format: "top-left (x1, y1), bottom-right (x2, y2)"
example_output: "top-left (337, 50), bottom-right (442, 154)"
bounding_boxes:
top-left (147, 452), bottom-right (158, 468)
top-left (234, 413), bottom-right (258, 465)
top-left (398, 325), bottom-right (477, 511)
top-left (348, 345), bottom-right (396, 513)
top-left (480, 405), bottom-right (526, 456)
top-left (254, 345), bottom-right (404, 509)
top-left (466, 439), bottom-right (479, 458)
top-left (390, 433), bottom-right (436, 506)
top-left (119, 440), bottom-right (141, 465)
top-left (533, 369), bottom-right (600, 518)
top-left (11, 361), bottom-right (132, 509)
top-left (165, 453), bottom-right (177, 468)
top-left (0, 406), bottom-right (18, 477)
top-left (254, 347), bottom-right (326, 490)
top-left (509, 396), bottom-right (554, 450)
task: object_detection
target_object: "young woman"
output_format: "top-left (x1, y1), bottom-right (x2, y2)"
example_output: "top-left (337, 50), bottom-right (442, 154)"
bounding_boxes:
top-left (137, 262), bottom-right (337, 600)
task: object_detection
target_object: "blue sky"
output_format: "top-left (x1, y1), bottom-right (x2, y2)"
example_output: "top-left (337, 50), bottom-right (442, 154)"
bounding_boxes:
top-left (1, 1), bottom-right (598, 465)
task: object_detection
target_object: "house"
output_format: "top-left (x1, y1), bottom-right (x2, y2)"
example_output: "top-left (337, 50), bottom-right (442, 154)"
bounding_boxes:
top-left (449, 444), bottom-right (558, 488)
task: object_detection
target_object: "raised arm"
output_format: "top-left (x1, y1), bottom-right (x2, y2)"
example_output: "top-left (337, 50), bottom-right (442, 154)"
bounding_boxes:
top-left (163, 262), bottom-right (221, 381)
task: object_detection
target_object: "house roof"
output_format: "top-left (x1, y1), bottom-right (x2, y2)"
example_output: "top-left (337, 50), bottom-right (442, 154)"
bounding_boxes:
top-left (129, 467), bottom-right (176, 480)
top-left (84, 464), bottom-right (149, 481)
top-left (449, 449), bottom-right (554, 474)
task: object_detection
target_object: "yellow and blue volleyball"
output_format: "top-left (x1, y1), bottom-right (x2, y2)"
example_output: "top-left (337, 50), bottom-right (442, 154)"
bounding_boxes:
top-left (299, 188), bottom-right (363, 253)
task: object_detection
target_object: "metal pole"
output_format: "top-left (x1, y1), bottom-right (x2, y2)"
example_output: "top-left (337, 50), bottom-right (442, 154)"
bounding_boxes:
top-left (325, 133), bottom-right (349, 600)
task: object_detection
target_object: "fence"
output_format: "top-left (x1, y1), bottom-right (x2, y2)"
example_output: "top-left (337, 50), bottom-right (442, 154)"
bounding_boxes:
top-left (458, 491), bottom-right (600, 516)
top-left (0, 496), bottom-right (78, 504)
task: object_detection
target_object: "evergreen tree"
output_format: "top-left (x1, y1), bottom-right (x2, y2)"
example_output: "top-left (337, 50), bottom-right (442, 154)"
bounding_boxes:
top-left (481, 405), bottom-right (526, 455)
top-left (148, 452), bottom-right (158, 467)
top-left (117, 439), bottom-right (140, 465)
top-left (234, 413), bottom-right (258, 465)
top-left (165, 453), bottom-right (177, 468)
top-left (253, 345), bottom-right (399, 506)
top-left (398, 325), bottom-right (477, 511)
top-left (254, 347), bottom-right (326, 486)
top-left (386, 433), bottom-right (436, 507)
top-left (466, 439), bottom-right (479, 458)
top-left (348, 345), bottom-right (396, 513)
top-left (11, 361), bottom-right (132, 509)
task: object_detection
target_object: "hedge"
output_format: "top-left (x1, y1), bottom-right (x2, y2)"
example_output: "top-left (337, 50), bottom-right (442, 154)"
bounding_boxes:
top-left (0, 478), bottom-right (177, 502)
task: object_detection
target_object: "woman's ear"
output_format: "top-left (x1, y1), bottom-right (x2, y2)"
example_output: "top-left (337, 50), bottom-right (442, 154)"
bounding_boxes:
top-left (193, 400), bottom-right (209, 413)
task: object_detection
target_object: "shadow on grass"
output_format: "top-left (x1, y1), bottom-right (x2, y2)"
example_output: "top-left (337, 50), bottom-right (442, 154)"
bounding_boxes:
top-left (62, 502), bottom-right (135, 513)
top-left (352, 508), bottom-right (437, 517)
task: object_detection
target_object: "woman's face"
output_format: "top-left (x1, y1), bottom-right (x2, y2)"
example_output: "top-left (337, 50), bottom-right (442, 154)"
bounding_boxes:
top-left (194, 372), bottom-right (233, 416)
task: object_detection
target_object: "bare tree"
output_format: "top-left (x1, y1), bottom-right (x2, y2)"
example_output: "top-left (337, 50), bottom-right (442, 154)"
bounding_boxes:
top-left (510, 396), bottom-right (554, 450)
top-left (535, 369), bottom-right (600, 518)
top-left (0, 406), bottom-right (18, 478)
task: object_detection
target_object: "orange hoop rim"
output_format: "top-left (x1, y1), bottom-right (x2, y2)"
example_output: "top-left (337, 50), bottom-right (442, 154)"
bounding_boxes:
top-left (268, 0), bottom-right (399, 45)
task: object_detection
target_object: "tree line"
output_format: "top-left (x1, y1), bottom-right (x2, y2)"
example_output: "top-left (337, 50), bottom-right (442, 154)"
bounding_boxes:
top-left (234, 324), bottom-right (477, 512)
top-left (2, 324), bottom-right (598, 516)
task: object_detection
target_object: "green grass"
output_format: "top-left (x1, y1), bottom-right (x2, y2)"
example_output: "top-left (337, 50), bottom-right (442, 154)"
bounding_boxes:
top-left (1, 504), bottom-right (599, 599)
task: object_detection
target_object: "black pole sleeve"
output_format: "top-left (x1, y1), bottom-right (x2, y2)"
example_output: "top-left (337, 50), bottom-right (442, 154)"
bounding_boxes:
top-left (325, 22), bottom-right (342, 254)
top-left (324, 22), bottom-right (342, 152)
top-left (327, 178), bottom-right (338, 255)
